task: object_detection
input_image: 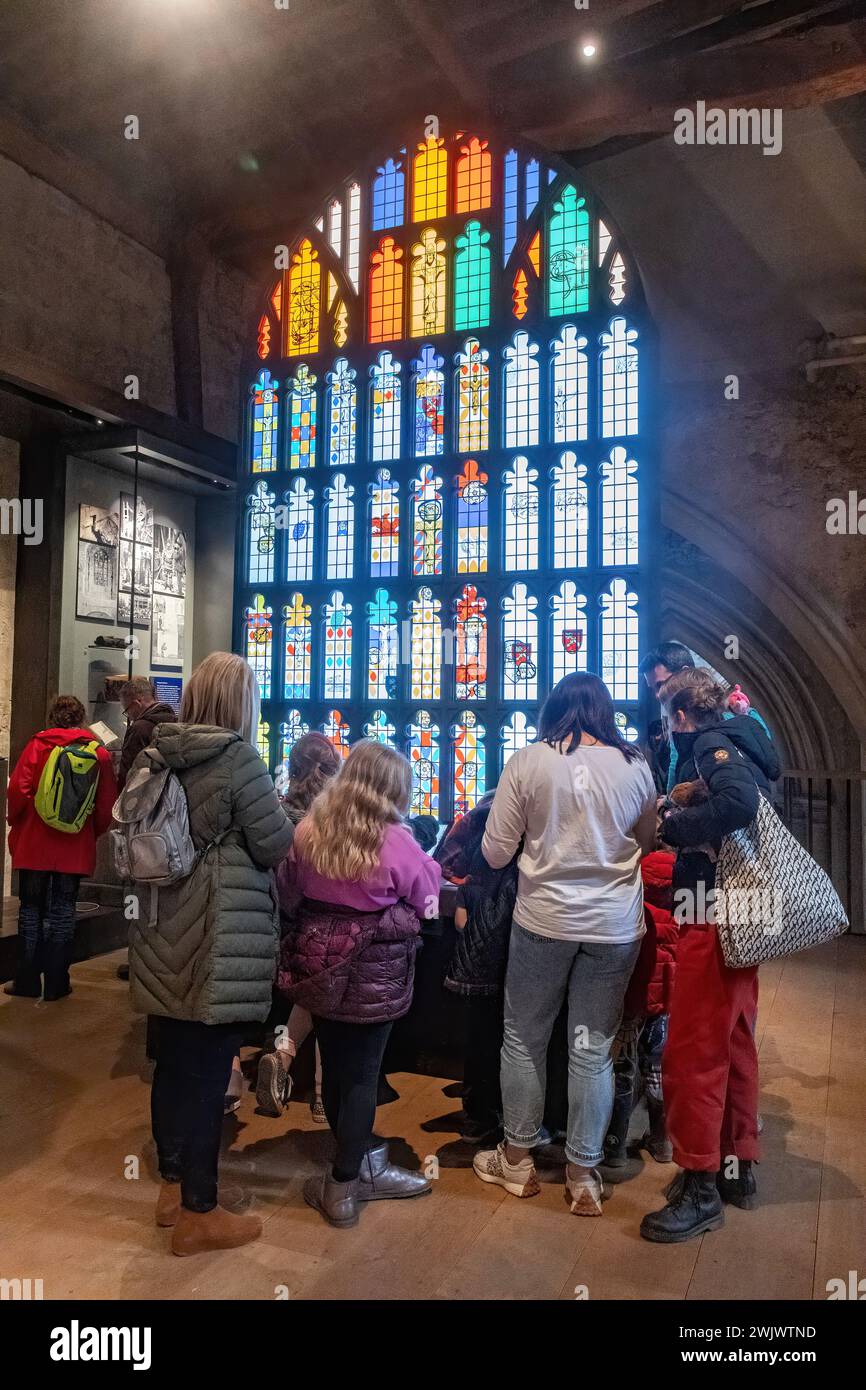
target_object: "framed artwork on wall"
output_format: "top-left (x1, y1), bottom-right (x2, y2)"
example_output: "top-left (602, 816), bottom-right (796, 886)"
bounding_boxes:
top-left (120, 493), bottom-right (154, 545)
top-left (117, 590), bottom-right (151, 627)
top-left (76, 539), bottom-right (117, 620)
top-left (152, 593), bottom-right (185, 667)
top-left (78, 503), bottom-right (119, 548)
top-left (153, 524), bottom-right (187, 596)
top-left (119, 540), bottom-right (153, 594)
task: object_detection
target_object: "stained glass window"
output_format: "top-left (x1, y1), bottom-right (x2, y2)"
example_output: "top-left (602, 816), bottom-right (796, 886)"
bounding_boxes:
top-left (548, 185), bottom-right (590, 316)
top-left (369, 469), bottom-right (399, 577)
top-left (411, 465), bottom-right (443, 577)
top-left (283, 478), bottom-right (315, 582)
top-left (328, 198), bottom-right (342, 258)
top-left (410, 586), bottom-right (442, 701)
top-left (600, 318), bottom-right (639, 437)
top-left (528, 231), bottom-right (542, 278)
top-left (324, 473), bottom-right (354, 579)
top-left (502, 582), bottom-right (538, 701)
top-left (326, 358), bottom-right (356, 468)
top-left (372, 158), bottom-right (405, 230)
top-left (250, 369), bottom-right (278, 473)
top-left (610, 252), bottom-right (626, 305)
top-left (550, 580), bottom-right (588, 685)
top-left (247, 480), bottom-right (276, 584)
top-left (525, 158), bottom-right (540, 218)
top-left (410, 229), bottom-right (446, 337)
top-left (370, 351), bottom-right (402, 461)
top-left (277, 709), bottom-right (310, 788)
top-left (257, 315), bottom-right (270, 360)
top-left (367, 588), bottom-right (398, 700)
top-left (551, 325), bottom-right (588, 442)
top-left (503, 332), bottom-right (540, 447)
top-left (513, 269), bottom-right (529, 320)
top-left (455, 584), bottom-right (487, 700)
top-left (455, 137), bottom-right (492, 213)
top-left (503, 148), bottom-right (518, 264)
top-left (454, 221), bottom-right (491, 331)
top-left (413, 136), bottom-right (448, 221)
top-left (551, 451), bottom-right (588, 569)
top-left (452, 710), bottom-right (485, 818)
top-left (412, 345), bottom-right (445, 456)
top-left (364, 709), bottom-right (396, 747)
top-left (245, 594), bottom-right (273, 699)
top-left (346, 182), bottom-right (361, 291)
top-left (455, 459), bottom-right (488, 573)
top-left (615, 712), bottom-right (639, 743)
top-left (287, 364), bottom-right (317, 468)
top-left (600, 446), bottom-right (639, 566)
top-left (288, 239), bottom-right (321, 355)
top-left (598, 221), bottom-right (612, 265)
top-left (323, 591), bottom-right (352, 701)
top-left (369, 237), bottom-right (404, 344)
top-left (408, 710), bottom-right (440, 817)
top-left (322, 709), bottom-right (351, 760)
top-left (600, 579), bottom-right (639, 701)
top-left (503, 456), bottom-right (539, 570)
top-left (502, 710), bottom-right (536, 767)
top-left (455, 337), bottom-right (490, 453)
top-left (283, 594), bottom-right (312, 699)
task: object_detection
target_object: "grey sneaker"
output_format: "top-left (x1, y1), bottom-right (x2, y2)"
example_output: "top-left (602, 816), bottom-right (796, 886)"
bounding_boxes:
top-left (256, 1050), bottom-right (292, 1117)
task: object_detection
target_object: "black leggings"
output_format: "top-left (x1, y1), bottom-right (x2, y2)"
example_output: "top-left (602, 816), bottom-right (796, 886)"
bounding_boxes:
top-left (150, 1017), bottom-right (244, 1213)
top-left (314, 1017), bottom-right (393, 1181)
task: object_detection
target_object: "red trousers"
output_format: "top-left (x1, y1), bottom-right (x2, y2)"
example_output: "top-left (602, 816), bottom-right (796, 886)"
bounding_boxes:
top-left (663, 922), bottom-right (760, 1172)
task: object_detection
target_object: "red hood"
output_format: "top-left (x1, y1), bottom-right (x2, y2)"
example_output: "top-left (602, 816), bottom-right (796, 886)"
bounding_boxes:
top-left (641, 849), bottom-right (675, 908)
top-left (32, 727), bottom-right (99, 750)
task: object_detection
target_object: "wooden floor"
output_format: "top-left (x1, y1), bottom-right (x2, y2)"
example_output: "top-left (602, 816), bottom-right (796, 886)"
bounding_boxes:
top-left (0, 938), bottom-right (863, 1301)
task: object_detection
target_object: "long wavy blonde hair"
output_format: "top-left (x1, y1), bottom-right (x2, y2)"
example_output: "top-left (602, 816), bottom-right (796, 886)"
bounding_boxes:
top-left (298, 740), bottom-right (412, 881)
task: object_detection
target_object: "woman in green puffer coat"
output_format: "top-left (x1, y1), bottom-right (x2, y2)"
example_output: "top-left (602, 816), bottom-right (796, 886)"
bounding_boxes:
top-left (128, 651), bottom-right (293, 1257)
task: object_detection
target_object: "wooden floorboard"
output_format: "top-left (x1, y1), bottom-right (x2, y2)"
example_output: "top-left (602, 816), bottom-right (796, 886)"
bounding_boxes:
top-left (0, 942), bottom-right (863, 1301)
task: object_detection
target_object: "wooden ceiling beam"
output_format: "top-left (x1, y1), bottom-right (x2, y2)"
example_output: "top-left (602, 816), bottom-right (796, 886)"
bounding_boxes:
top-left (473, 0), bottom-right (665, 71)
top-left (391, 0), bottom-right (490, 111)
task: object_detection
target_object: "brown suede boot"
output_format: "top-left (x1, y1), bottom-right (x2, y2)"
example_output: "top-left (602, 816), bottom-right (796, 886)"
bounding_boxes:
top-left (170, 1205), bottom-right (262, 1256)
top-left (155, 1181), bottom-right (181, 1228)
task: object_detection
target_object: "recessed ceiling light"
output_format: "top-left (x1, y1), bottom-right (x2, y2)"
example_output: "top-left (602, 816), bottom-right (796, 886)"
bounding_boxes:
top-left (581, 41), bottom-right (598, 59)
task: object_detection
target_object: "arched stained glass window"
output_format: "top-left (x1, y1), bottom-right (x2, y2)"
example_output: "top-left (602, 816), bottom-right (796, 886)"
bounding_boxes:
top-left (323, 591), bottom-right (352, 701)
top-left (250, 369), bottom-right (279, 473)
top-left (247, 480), bottom-right (276, 584)
top-left (408, 710), bottom-right (440, 817)
top-left (324, 474), bottom-right (354, 580)
top-left (410, 229), bottom-right (446, 337)
top-left (237, 124), bottom-right (652, 802)
top-left (369, 469), bottom-right (399, 577)
top-left (322, 709), bottom-right (351, 759)
top-left (412, 345), bottom-right (445, 456)
top-left (279, 710), bottom-right (310, 773)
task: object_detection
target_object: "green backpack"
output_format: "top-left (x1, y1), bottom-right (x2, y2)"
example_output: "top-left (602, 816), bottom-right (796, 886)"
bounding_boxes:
top-left (34, 740), bottom-right (102, 834)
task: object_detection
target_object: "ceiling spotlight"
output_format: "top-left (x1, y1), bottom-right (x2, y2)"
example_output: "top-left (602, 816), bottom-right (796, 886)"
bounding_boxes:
top-left (581, 41), bottom-right (598, 59)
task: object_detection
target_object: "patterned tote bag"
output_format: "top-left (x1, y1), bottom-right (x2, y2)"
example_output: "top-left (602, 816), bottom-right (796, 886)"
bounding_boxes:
top-left (713, 795), bottom-right (848, 968)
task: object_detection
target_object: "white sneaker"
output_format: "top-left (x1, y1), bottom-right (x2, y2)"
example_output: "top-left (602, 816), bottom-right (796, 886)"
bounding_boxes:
top-left (565, 1166), bottom-right (604, 1216)
top-left (473, 1142), bottom-right (540, 1198)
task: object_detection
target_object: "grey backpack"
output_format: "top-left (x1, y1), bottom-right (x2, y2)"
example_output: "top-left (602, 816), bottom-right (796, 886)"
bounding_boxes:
top-left (111, 747), bottom-right (198, 886)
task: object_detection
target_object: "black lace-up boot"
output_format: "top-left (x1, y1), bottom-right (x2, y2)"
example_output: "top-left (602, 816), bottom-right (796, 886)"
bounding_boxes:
top-left (640, 1169), bottom-right (724, 1243)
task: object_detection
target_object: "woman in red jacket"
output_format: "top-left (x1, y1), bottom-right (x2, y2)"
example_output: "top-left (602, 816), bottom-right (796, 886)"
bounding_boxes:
top-left (5, 695), bottom-right (117, 1001)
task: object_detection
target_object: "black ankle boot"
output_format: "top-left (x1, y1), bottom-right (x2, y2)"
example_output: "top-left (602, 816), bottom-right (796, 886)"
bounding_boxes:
top-left (42, 941), bottom-right (72, 1001)
top-left (717, 1159), bottom-right (757, 1210)
top-left (640, 1169), bottom-right (724, 1243)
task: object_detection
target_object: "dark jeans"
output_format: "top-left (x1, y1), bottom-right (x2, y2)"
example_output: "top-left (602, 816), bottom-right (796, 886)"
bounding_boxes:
top-left (313, 1016), bottom-right (393, 1181)
top-left (150, 1016), bottom-right (244, 1213)
top-left (16, 869), bottom-right (81, 991)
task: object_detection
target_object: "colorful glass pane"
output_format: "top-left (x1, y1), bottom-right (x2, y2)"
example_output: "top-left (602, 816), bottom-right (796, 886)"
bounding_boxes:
top-left (455, 337), bottom-right (489, 452)
top-left (372, 157), bottom-right (405, 230)
top-left (326, 358), bottom-right (356, 468)
top-left (247, 480), bottom-right (276, 584)
top-left (277, 709), bottom-right (310, 790)
top-left (369, 236), bottom-right (404, 344)
top-left (600, 578), bottom-right (639, 701)
top-left (369, 469), bottom-right (400, 578)
top-left (283, 593), bottom-right (312, 699)
top-left (454, 220), bottom-right (491, 331)
top-left (502, 582), bottom-right (538, 700)
top-left (502, 456), bottom-right (539, 571)
top-left (323, 591), bottom-right (352, 701)
top-left (550, 580), bottom-right (588, 685)
top-left (600, 318), bottom-right (639, 437)
top-left (250, 369), bottom-right (278, 473)
top-left (411, 465), bottom-right (443, 577)
top-left (600, 446), bottom-right (639, 566)
top-left (324, 473), bottom-right (355, 580)
top-left (452, 709), bottom-right (486, 819)
top-left (364, 709), bottom-right (396, 747)
top-left (413, 137), bottom-right (448, 221)
top-left (503, 331), bottom-right (540, 447)
top-left (455, 584), bottom-right (487, 701)
top-left (551, 325), bottom-right (589, 442)
top-left (346, 182), bottom-right (361, 291)
top-left (525, 158), bottom-right (539, 218)
top-left (551, 451), bottom-right (588, 569)
top-left (410, 586), bottom-right (442, 701)
top-left (503, 148), bottom-right (518, 264)
top-left (512, 269), bottom-right (528, 319)
top-left (615, 712), bottom-right (639, 743)
top-left (283, 478), bottom-right (315, 583)
top-left (412, 345), bottom-right (445, 456)
top-left (410, 228), bottom-right (447, 337)
top-left (370, 351), bottom-right (402, 461)
top-left (322, 709), bottom-right (351, 760)
top-left (408, 710), bottom-right (440, 818)
top-left (245, 594), bottom-right (273, 699)
top-left (610, 252), bottom-right (626, 305)
top-left (328, 198), bottom-right (342, 258)
top-left (287, 363), bottom-right (317, 468)
top-left (456, 459), bottom-right (488, 573)
top-left (257, 315), bottom-right (270, 360)
top-left (455, 137), bottom-right (492, 213)
top-left (287, 239), bottom-right (320, 355)
top-left (528, 231), bottom-right (542, 277)
top-left (548, 185), bottom-right (590, 316)
top-left (367, 588), bottom-right (399, 700)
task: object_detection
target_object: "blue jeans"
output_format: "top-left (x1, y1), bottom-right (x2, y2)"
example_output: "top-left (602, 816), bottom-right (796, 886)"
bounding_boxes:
top-left (501, 923), bottom-right (642, 1167)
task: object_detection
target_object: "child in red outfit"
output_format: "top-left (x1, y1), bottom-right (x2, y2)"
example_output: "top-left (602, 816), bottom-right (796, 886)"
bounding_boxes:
top-left (604, 849), bottom-right (679, 1167)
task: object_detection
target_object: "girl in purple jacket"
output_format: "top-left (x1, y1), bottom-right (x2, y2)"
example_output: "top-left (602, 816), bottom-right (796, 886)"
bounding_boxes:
top-left (278, 740), bottom-right (441, 1228)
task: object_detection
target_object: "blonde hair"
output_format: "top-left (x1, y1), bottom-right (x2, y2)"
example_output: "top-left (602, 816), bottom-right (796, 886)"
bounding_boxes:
top-left (659, 667), bottom-right (726, 730)
top-left (299, 740), bottom-right (412, 881)
top-left (180, 652), bottom-right (259, 745)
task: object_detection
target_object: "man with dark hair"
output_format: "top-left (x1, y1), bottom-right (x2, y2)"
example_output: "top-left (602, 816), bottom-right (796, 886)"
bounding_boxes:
top-left (640, 643), bottom-right (696, 791)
